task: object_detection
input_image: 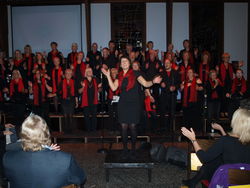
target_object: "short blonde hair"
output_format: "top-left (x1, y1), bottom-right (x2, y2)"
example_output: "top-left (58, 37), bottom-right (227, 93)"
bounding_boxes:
top-left (231, 108), bottom-right (250, 144)
top-left (20, 114), bottom-right (51, 151)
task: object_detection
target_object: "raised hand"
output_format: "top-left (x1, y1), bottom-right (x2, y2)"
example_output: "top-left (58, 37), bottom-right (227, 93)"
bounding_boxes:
top-left (50, 144), bottom-right (61, 151)
top-left (101, 68), bottom-right (110, 77)
top-left (181, 127), bottom-right (196, 141)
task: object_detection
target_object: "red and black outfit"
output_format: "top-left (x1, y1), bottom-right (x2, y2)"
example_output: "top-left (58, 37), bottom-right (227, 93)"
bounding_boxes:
top-left (32, 77), bottom-right (50, 124)
top-left (86, 50), bottom-right (102, 77)
top-left (51, 66), bottom-right (63, 112)
top-left (60, 78), bottom-right (76, 133)
top-left (9, 78), bottom-right (26, 127)
top-left (67, 51), bottom-right (78, 68)
top-left (107, 78), bottom-right (119, 131)
top-left (47, 50), bottom-right (63, 73)
top-left (198, 63), bottom-right (210, 84)
top-left (81, 77), bottom-right (99, 132)
top-left (179, 62), bottom-right (194, 82)
top-left (218, 62), bottom-right (234, 114)
top-left (229, 77), bottom-right (247, 119)
top-left (72, 61), bottom-right (87, 95)
top-left (23, 53), bottom-right (35, 79)
top-left (182, 77), bottom-right (202, 129)
top-left (206, 78), bottom-right (222, 125)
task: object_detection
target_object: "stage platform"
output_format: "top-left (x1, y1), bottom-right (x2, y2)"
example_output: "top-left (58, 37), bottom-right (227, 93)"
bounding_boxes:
top-left (104, 150), bottom-right (154, 182)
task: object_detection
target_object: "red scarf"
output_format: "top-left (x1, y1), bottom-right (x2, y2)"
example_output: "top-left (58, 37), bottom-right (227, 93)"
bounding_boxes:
top-left (183, 77), bottom-right (197, 107)
top-left (14, 59), bottom-right (23, 67)
top-left (62, 79), bottom-right (75, 99)
top-left (33, 77), bottom-right (46, 105)
top-left (209, 78), bottom-right (220, 99)
top-left (52, 67), bottom-right (62, 93)
top-left (180, 63), bottom-right (192, 82)
top-left (25, 54), bottom-right (33, 76)
top-left (144, 96), bottom-right (156, 117)
top-left (73, 61), bottom-right (87, 77)
top-left (118, 69), bottom-right (135, 92)
top-left (199, 63), bottom-right (209, 82)
top-left (219, 63), bottom-right (233, 86)
top-left (232, 77), bottom-right (246, 94)
top-left (81, 78), bottom-right (98, 107)
top-left (51, 50), bottom-right (59, 59)
top-left (10, 79), bottom-right (24, 97)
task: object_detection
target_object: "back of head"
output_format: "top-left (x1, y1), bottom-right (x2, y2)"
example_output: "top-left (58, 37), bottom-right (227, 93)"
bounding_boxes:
top-left (231, 108), bottom-right (250, 144)
top-left (20, 114), bottom-right (51, 151)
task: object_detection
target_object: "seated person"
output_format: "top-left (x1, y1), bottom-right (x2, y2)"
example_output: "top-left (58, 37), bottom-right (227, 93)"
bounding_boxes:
top-left (3, 114), bottom-right (86, 188)
top-left (181, 108), bottom-right (250, 188)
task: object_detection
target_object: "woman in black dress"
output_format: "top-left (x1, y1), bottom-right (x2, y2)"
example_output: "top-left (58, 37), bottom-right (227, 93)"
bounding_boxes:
top-left (102, 56), bottom-right (161, 156)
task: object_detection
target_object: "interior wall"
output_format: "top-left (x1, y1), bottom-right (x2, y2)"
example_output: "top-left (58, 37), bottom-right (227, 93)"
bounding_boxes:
top-left (172, 2), bottom-right (189, 57)
top-left (146, 2), bottom-right (167, 56)
top-left (224, 3), bottom-right (248, 77)
top-left (91, 3), bottom-right (111, 50)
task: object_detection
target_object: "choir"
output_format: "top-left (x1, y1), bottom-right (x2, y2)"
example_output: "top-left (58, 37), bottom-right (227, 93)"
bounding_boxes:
top-left (0, 39), bottom-right (247, 133)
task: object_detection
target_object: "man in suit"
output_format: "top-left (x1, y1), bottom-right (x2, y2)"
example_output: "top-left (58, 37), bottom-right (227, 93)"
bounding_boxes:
top-left (3, 114), bottom-right (86, 188)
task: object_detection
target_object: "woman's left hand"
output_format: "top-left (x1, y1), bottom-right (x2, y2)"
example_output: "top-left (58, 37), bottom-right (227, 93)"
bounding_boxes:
top-left (50, 144), bottom-right (61, 151)
top-left (181, 127), bottom-right (196, 141)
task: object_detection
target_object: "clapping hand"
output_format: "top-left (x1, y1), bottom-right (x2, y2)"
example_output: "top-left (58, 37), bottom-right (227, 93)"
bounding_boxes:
top-left (101, 68), bottom-right (110, 77)
top-left (181, 127), bottom-right (196, 141)
top-left (5, 123), bottom-right (15, 128)
top-left (50, 144), bottom-right (61, 151)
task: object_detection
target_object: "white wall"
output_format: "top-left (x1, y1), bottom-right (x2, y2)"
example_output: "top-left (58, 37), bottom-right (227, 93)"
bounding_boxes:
top-left (91, 3), bottom-right (111, 50)
top-left (172, 3), bottom-right (189, 55)
top-left (11, 5), bottom-right (82, 56)
top-left (224, 3), bottom-right (248, 77)
top-left (146, 3), bottom-right (167, 56)
top-left (81, 4), bottom-right (87, 54)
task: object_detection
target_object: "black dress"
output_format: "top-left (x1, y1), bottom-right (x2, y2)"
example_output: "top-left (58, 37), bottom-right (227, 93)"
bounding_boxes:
top-left (117, 71), bottom-right (142, 124)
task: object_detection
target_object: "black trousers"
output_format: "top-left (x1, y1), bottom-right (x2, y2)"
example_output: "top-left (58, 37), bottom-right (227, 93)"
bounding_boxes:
top-left (160, 93), bottom-right (177, 130)
top-left (207, 100), bottom-right (221, 123)
top-left (33, 102), bottom-right (50, 126)
top-left (108, 101), bottom-right (118, 131)
top-left (83, 104), bottom-right (97, 131)
top-left (183, 102), bottom-right (202, 130)
top-left (61, 99), bottom-right (75, 133)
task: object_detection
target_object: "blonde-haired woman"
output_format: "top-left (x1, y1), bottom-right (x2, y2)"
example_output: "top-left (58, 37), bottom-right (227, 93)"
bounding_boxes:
top-left (3, 114), bottom-right (86, 188)
top-left (181, 108), bottom-right (250, 188)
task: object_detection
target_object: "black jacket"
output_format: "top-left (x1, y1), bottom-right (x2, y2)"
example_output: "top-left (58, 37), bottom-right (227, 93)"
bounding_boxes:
top-left (3, 149), bottom-right (86, 188)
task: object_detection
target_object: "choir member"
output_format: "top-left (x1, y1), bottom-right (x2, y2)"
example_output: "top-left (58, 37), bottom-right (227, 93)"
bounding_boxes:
top-left (13, 50), bottom-right (27, 82)
top-left (228, 69), bottom-right (247, 119)
top-left (180, 69), bottom-right (203, 129)
top-left (47, 42), bottom-right (64, 72)
top-left (7, 70), bottom-right (26, 127)
top-left (176, 39), bottom-right (195, 64)
top-left (23, 44), bottom-right (35, 79)
top-left (160, 59), bottom-right (180, 131)
top-left (143, 50), bottom-right (162, 101)
top-left (145, 41), bottom-right (154, 62)
top-left (50, 57), bottom-right (63, 113)
top-left (29, 70), bottom-right (51, 124)
top-left (165, 51), bottom-right (178, 71)
top-left (179, 51), bottom-right (194, 82)
top-left (206, 70), bottom-right (222, 125)
top-left (216, 52), bottom-right (234, 117)
top-left (86, 43), bottom-right (102, 77)
top-left (67, 43), bottom-right (78, 68)
top-left (198, 51), bottom-right (211, 84)
top-left (129, 51), bottom-right (136, 64)
top-left (79, 67), bottom-right (101, 132)
top-left (108, 40), bottom-right (119, 66)
top-left (71, 52), bottom-right (88, 93)
top-left (107, 68), bottom-right (119, 132)
top-left (124, 43), bottom-right (133, 57)
top-left (33, 52), bottom-right (47, 75)
top-left (102, 56), bottom-right (161, 158)
top-left (60, 69), bottom-right (78, 133)
top-left (0, 57), bottom-right (6, 81)
top-left (102, 47), bottom-right (117, 69)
